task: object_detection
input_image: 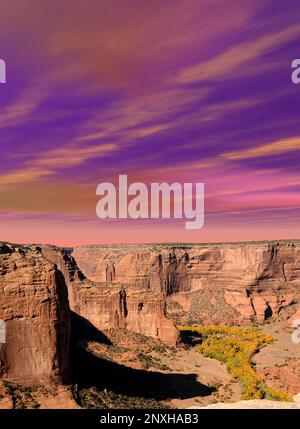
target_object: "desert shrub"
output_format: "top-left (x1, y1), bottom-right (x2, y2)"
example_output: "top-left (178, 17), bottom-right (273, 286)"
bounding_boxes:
top-left (265, 387), bottom-right (292, 402)
top-left (78, 387), bottom-right (167, 409)
top-left (2, 381), bottom-right (42, 408)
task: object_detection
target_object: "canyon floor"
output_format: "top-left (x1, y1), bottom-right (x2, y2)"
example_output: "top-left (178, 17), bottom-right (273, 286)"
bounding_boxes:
top-left (1, 322), bottom-right (299, 409)
top-left (74, 328), bottom-right (242, 409)
top-left (254, 322), bottom-right (300, 396)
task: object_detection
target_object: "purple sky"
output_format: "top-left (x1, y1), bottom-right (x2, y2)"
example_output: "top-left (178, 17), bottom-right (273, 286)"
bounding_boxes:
top-left (0, 0), bottom-right (300, 245)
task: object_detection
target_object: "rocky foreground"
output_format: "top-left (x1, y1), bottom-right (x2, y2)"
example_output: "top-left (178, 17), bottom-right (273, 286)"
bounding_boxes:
top-left (191, 397), bottom-right (300, 409)
top-left (1, 240), bottom-right (300, 407)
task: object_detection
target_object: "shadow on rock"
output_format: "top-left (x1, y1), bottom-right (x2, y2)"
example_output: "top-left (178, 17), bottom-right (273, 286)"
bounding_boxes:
top-left (70, 319), bottom-right (213, 402)
top-left (71, 311), bottom-right (112, 345)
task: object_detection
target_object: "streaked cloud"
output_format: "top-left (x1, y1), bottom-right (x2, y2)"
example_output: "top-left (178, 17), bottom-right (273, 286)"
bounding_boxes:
top-left (177, 23), bottom-right (300, 83)
top-left (0, 143), bottom-right (119, 185)
top-left (0, 83), bottom-right (49, 128)
top-left (223, 136), bottom-right (300, 160)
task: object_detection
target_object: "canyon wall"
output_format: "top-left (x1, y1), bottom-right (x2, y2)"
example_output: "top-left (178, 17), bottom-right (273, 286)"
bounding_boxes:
top-left (73, 242), bottom-right (300, 324)
top-left (41, 245), bottom-right (178, 346)
top-left (72, 283), bottom-right (178, 346)
top-left (0, 244), bottom-right (70, 385)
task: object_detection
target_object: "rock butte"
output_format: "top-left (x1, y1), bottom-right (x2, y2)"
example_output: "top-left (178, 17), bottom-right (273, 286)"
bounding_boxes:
top-left (1, 240), bottom-right (300, 385)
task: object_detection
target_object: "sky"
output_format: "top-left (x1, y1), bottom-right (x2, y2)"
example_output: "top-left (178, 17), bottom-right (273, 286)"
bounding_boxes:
top-left (0, 0), bottom-right (300, 245)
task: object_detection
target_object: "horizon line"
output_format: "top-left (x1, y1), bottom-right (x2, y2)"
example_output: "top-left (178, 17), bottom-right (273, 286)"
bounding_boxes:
top-left (2, 238), bottom-right (300, 249)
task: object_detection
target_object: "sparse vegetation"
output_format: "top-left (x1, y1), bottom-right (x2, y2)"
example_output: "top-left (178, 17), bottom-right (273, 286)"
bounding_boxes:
top-left (179, 325), bottom-right (293, 402)
top-left (71, 328), bottom-right (180, 409)
top-left (2, 381), bottom-right (41, 409)
top-left (137, 353), bottom-right (171, 371)
top-left (77, 387), bottom-right (167, 409)
top-left (166, 289), bottom-right (240, 326)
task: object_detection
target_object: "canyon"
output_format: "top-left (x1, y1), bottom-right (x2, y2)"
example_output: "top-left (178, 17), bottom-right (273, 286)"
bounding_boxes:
top-left (72, 241), bottom-right (300, 325)
top-left (1, 240), bottom-right (300, 406)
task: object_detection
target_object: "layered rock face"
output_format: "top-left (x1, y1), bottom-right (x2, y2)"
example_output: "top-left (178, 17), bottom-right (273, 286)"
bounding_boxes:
top-left (42, 245), bottom-right (178, 346)
top-left (40, 245), bottom-right (84, 311)
top-left (0, 244), bottom-right (70, 385)
top-left (73, 283), bottom-right (178, 346)
top-left (73, 242), bottom-right (300, 324)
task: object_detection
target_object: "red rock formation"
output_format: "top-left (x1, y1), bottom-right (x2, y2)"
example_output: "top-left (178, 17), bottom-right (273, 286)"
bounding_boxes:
top-left (41, 245), bottom-right (84, 311)
top-left (73, 242), bottom-right (300, 324)
top-left (73, 283), bottom-right (178, 346)
top-left (0, 244), bottom-right (70, 385)
top-left (42, 245), bottom-right (179, 346)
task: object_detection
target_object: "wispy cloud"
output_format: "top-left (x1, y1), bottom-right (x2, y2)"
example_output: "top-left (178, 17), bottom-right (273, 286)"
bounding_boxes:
top-left (0, 143), bottom-right (119, 185)
top-left (0, 83), bottom-right (49, 128)
top-left (177, 23), bottom-right (300, 83)
top-left (223, 136), bottom-right (300, 160)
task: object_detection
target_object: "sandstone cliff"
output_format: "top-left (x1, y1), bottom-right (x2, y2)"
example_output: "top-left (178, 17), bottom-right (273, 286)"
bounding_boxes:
top-left (72, 283), bottom-right (178, 346)
top-left (41, 245), bottom-right (178, 346)
top-left (0, 243), bottom-right (70, 385)
top-left (72, 242), bottom-right (300, 324)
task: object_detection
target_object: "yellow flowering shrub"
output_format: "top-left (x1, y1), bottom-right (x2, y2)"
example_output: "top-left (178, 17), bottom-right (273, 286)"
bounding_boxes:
top-left (178, 325), bottom-right (292, 402)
